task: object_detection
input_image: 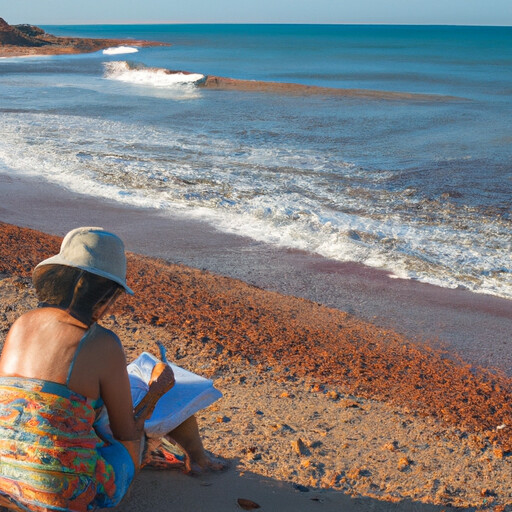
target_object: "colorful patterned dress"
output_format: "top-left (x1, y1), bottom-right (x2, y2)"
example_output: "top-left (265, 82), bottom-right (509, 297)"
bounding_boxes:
top-left (0, 376), bottom-right (130, 512)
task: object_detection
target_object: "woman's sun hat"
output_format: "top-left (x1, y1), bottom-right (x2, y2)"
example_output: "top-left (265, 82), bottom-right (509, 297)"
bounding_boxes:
top-left (34, 227), bottom-right (134, 295)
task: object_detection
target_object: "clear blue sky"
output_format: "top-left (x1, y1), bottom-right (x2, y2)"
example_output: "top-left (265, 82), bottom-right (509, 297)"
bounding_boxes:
top-left (1, 0), bottom-right (511, 26)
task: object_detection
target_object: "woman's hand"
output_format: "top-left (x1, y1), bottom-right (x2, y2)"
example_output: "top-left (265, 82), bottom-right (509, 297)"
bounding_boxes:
top-left (134, 363), bottom-right (175, 422)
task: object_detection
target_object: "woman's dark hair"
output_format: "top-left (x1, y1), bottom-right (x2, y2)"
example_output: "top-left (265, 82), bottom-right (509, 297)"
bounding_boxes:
top-left (33, 264), bottom-right (121, 324)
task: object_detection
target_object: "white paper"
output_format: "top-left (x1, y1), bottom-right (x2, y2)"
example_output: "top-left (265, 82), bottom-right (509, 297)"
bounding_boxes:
top-left (127, 352), bottom-right (223, 438)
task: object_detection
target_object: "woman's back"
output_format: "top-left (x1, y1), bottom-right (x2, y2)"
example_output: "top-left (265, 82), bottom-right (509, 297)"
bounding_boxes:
top-left (0, 309), bottom-right (120, 512)
top-left (0, 308), bottom-right (105, 400)
top-left (0, 308), bottom-right (133, 512)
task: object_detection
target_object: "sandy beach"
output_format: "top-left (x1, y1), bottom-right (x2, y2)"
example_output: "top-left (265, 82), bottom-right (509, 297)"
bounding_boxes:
top-left (1, 206), bottom-right (511, 511)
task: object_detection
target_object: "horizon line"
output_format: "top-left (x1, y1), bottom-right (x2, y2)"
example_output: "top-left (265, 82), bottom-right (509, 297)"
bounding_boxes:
top-left (37, 21), bottom-right (512, 27)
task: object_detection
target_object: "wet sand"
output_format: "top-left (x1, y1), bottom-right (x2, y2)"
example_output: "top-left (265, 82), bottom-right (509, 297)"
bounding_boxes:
top-left (1, 172), bottom-right (511, 376)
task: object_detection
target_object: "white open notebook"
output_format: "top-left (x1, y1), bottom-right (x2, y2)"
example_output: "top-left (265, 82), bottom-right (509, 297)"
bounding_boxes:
top-left (127, 352), bottom-right (223, 438)
top-left (95, 352), bottom-right (222, 439)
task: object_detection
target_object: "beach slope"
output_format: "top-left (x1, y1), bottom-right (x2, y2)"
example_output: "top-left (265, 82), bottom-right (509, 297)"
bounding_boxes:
top-left (0, 222), bottom-right (510, 511)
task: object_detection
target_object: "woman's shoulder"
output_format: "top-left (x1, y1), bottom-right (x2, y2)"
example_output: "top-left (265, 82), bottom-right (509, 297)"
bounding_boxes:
top-left (86, 324), bottom-right (124, 362)
top-left (90, 323), bottom-right (122, 345)
top-left (7, 308), bottom-right (50, 335)
top-left (11, 307), bottom-right (79, 328)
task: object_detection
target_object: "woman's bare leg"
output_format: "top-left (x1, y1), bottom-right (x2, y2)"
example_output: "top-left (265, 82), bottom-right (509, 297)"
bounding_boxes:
top-left (166, 415), bottom-right (226, 474)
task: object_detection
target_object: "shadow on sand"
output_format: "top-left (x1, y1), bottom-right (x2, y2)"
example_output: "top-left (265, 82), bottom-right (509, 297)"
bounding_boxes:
top-left (116, 463), bottom-right (469, 512)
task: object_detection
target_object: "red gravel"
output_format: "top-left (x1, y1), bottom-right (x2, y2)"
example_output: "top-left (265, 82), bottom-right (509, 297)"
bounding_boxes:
top-left (1, 222), bottom-right (511, 451)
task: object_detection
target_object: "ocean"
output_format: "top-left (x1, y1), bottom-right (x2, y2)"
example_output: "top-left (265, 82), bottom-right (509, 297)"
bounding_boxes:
top-left (0, 24), bottom-right (510, 299)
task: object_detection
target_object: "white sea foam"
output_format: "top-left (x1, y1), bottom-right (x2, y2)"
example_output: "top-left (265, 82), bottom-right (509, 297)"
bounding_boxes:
top-left (103, 61), bottom-right (205, 87)
top-left (103, 46), bottom-right (139, 55)
top-left (0, 111), bottom-right (510, 300)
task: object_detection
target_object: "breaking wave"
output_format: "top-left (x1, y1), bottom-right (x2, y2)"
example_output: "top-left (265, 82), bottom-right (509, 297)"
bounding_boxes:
top-left (0, 111), bottom-right (511, 300)
top-left (103, 46), bottom-right (139, 55)
top-left (103, 61), bottom-right (206, 87)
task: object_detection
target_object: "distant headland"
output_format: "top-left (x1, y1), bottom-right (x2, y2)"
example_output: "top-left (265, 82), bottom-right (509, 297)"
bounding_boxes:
top-left (0, 18), bottom-right (167, 57)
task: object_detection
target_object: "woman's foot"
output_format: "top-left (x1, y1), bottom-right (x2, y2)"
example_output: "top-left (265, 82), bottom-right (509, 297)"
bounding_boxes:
top-left (164, 415), bottom-right (229, 475)
top-left (183, 450), bottom-right (229, 475)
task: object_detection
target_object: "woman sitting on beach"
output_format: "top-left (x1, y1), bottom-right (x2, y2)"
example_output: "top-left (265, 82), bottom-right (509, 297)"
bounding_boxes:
top-left (0, 227), bottom-right (222, 512)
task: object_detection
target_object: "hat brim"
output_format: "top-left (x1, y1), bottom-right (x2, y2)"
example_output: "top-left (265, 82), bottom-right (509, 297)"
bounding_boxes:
top-left (34, 255), bottom-right (134, 295)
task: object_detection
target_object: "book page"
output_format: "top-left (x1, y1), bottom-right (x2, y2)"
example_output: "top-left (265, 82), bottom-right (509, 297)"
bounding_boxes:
top-left (127, 352), bottom-right (223, 438)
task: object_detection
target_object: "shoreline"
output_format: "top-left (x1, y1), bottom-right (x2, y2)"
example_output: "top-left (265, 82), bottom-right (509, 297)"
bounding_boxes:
top-left (1, 172), bottom-right (511, 376)
top-left (0, 27), bottom-right (459, 101)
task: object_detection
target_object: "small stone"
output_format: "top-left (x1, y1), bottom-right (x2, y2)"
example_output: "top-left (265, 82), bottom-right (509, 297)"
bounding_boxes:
top-left (320, 471), bottom-right (340, 488)
top-left (216, 415), bottom-right (230, 423)
top-left (398, 457), bottom-right (412, 471)
top-left (300, 459), bottom-right (311, 468)
top-left (237, 498), bottom-right (260, 510)
top-left (338, 399), bottom-right (360, 408)
top-left (347, 467), bottom-right (363, 480)
top-left (280, 391), bottom-right (291, 398)
top-left (493, 447), bottom-right (504, 459)
top-left (382, 441), bottom-right (399, 452)
top-left (309, 477), bottom-right (319, 487)
top-left (326, 391), bottom-right (339, 400)
top-left (291, 438), bottom-right (310, 456)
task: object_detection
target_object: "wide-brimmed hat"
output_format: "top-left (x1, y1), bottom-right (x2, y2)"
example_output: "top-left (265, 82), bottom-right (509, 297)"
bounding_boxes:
top-left (34, 227), bottom-right (134, 295)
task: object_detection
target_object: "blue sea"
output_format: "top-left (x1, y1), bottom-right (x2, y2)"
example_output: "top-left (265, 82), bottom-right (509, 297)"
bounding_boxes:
top-left (0, 25), bottom-right (511, 298)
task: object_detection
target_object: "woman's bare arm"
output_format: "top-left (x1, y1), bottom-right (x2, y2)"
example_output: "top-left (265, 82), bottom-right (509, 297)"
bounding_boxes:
top-left (96, 329), bottom-right (175, 472)
top-left (96, 331), bottom-right (145, 470)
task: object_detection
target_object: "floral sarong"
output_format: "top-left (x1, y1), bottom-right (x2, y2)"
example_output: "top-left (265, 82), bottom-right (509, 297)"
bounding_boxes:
top-left (0, 376), bottom-right (126, 512)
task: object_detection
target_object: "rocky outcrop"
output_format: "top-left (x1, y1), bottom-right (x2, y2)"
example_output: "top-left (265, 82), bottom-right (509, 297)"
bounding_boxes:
top-left (14, 23), bottom-right (46, 38)
top-left (0, 17), bottom-right (168, 57)
top-left (0, 17), bottom-right (49, 46)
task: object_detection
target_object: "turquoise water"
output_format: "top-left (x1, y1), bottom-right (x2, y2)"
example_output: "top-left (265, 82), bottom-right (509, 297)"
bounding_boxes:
top-left (44, 24), bottom-right (512, 97)
top-left (0, 25), bottom-right (510, 297)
